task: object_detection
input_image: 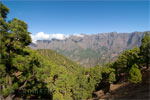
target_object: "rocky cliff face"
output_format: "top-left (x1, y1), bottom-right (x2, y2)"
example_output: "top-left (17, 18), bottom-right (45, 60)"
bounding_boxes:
top-left (30, 32), bottom-right (146, 67)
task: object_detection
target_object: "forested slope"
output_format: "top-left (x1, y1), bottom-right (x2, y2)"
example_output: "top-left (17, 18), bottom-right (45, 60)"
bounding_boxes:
top-left (0, 2), bottom-right (102, 99)
top-left (36, 49), bottom-right (98, 99)
top-left (37, 49), bottom-right (81, 72)
top-left (0, 2), bottom-right (150, 100)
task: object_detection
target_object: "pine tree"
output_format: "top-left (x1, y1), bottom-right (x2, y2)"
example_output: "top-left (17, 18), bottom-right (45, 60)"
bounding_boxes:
top-left (115, 47), bottom-right (140, 74)
top-left (0, 2), bottom-right (9, 19)
top-left (0, 2), bottom-right (51, 99)
top-left (128, 64), bottom-right (142, 83)
top-left (140, 32), bottom-right (150, 69)
top-left (108, 72), bottom-right (116, 84)
top-left (99, 65), bottom-right (116, 93)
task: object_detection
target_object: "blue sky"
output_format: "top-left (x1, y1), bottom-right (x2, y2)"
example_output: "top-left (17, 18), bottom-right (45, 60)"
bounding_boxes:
top-left (2, 0), bottom-right (150, 36)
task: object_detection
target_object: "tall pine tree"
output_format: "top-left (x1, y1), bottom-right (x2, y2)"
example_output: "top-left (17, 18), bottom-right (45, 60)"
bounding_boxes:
top-left (140, 32), bottom-right (150, 69)
top-left (0, 2), bottom-right (51, 100)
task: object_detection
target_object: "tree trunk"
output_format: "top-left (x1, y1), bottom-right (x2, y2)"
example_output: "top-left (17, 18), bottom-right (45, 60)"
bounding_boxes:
top-left (146, 63), bottom-right (149, 69)
top-left (146, 56), bottom-right (149, 69)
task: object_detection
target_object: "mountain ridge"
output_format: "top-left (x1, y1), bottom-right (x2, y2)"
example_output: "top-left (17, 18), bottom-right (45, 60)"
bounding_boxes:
top-left (30, 31), bottom-right (148, 67)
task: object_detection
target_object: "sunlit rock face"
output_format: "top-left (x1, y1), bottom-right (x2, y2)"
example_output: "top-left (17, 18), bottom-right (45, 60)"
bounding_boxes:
top-left (30, 32), bottom-right (147, 67)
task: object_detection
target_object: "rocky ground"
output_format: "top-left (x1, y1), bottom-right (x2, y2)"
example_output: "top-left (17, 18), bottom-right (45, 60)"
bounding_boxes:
top-left (90, 68), bottom-right (150, 100)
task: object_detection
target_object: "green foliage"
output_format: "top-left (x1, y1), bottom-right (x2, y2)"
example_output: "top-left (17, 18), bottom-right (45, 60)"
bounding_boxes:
top-left (89, 65), bottom-right (102, 86)
top-left (115, 47), bottom-right (140, 74)
top-left (108, 72), bottom-right (116, 84)
top-left (0, 3), bottom-right (51, 99)
top-left (101, 65), bottom-right (116, 84)
top-left (82, 65), bottom-right (102, 97)
top-left (1, 2), bottom-right (149, 100)
top-left (0, 2), bottom-right (9, 19)
top-left (37, 49), bottom-right (81, 72)
top-left (140, 32), bottom-right (150, 68)
top-left (38, 49), bottom-right (103, 100)
top-left (106, 33), bottom-right (150, 85)
top-left (128, 64), bottom-right (142, 83)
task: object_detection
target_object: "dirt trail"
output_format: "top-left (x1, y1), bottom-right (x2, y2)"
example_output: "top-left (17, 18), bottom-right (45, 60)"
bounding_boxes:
top-left (91, 70), bottom-right (150, 100)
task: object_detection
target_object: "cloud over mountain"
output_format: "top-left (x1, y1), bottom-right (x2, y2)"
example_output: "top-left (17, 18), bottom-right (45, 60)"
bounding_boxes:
top-left (31, 32), bottom-right (69, 43)
top-left (31, 32), bottom-right (84, 43)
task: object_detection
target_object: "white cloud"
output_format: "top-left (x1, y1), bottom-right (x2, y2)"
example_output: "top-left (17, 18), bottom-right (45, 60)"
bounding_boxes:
top-left (49, 33), bottom-right (70, 40)
top-left (72, 34), bottom-right (84, 37)
top-left (30, 34), bottom-right (37, 43)
top-left (36, 32), bottom-right (49, 40)
top-left (31, 32), bottom-right (84, 43)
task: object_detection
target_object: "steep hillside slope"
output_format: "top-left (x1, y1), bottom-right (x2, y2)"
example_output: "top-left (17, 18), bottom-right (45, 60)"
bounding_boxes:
top-left (36, 49), bottom-right (101, 99)
top-left (37, 49), bottom-right (81, 72)
top-left (31, 32), bottom-right (147, 67)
